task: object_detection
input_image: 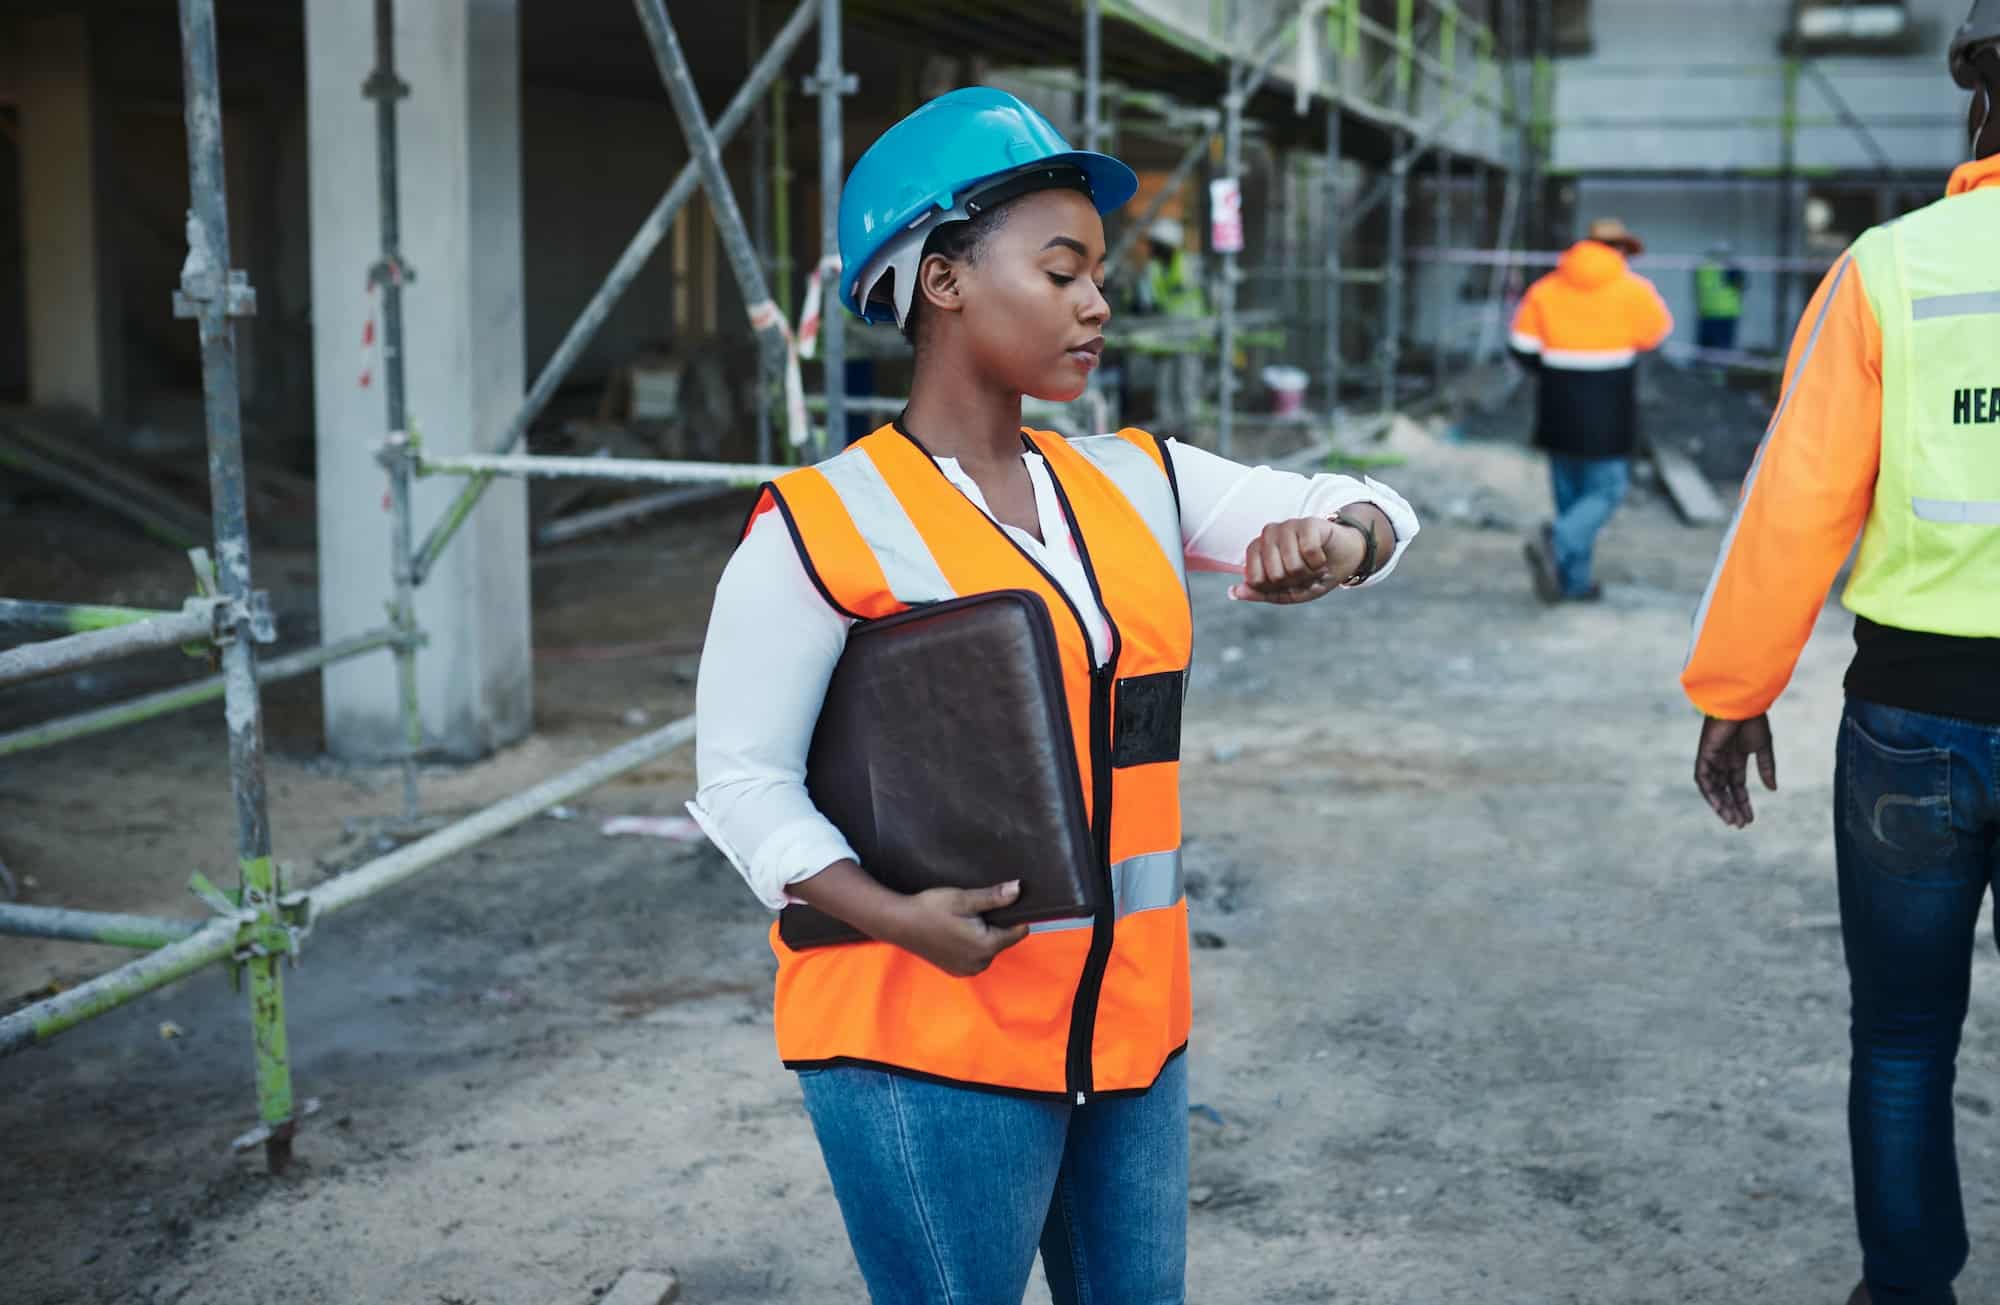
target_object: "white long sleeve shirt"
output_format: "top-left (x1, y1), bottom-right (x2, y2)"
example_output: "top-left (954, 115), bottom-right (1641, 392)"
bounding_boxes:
top-left (690, 437), bottom-right (1419, 909)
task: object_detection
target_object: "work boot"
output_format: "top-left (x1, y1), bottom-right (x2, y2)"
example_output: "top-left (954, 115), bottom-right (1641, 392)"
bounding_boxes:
top-left (1523, 524), bottom-right (1563, 605)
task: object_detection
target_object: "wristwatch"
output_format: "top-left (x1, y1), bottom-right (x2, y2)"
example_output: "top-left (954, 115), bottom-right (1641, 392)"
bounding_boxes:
top-left (1331, 511), bottom-right (1378, 587)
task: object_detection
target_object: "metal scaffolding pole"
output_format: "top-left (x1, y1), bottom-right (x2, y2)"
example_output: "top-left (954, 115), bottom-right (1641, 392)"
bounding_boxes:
top-left (0, 904), bottom-right (204, 949)
top-left (749, 1), bottom-right (773, 464)
top-left (1103, 119), bottom-right (1216, 278)
top-left (1323, 28), bottom-right (1344, 420)
top-left (0, 598), bottom-right (180, 637)
top-left (1774, 55), bottom-right (1800, 352)
top-left (1219, 67), bottom-right (1242, 456)
top-left (0, 715), bottom-right (699, 1059)
top-left (409, 0), bottom-right (818, 581)
top-left (634, 0), bottom-right (792, 438)
top-left (1432, 164), bottom-right (1451, 394)
top-left (366, 0), bottom-right (423, 825)
top-left (175, 0), bottom-right (294, 1174)
top-left (416, 452), bottom-right (793, 486)
top-left (0, 627), bottom-right (400, 760)
top-left (0, 600), bottom-right (219, 689)
top-left (1083, 0), bottom-right (1104, 153)
top-left (1380, 151), bottom-right (1409, 415)
top-left (814, 0), bottom-right (849, 453)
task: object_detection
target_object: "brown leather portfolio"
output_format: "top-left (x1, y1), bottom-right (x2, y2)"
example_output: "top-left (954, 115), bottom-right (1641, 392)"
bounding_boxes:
top-left (777, 589), bottom-right (1102, 950)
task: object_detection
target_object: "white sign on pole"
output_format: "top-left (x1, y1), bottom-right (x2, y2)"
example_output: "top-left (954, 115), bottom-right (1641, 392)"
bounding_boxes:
top-left (1209, 178), bottom-right (1244, 254)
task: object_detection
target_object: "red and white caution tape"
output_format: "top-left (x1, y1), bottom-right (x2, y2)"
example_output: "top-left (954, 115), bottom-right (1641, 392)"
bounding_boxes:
top-left (797, 255), bottom-right (841, 362)
top-left (747, 299), bottom-right (811, 449)
top-left (358, 281), bottom-right (381, 391)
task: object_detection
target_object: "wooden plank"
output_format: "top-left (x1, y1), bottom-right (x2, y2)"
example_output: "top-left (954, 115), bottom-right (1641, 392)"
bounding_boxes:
top-left (1650, 444), bottom-right (1729, 527)
top-left (597, 1269), bottom-right (681, 1305)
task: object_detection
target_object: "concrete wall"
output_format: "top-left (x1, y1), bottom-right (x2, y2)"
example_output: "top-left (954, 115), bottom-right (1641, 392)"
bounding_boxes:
top-left (1552, 0), bottom-right (1968, 176)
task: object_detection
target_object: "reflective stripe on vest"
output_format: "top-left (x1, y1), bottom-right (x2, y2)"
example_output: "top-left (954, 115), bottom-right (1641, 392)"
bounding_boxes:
top-left (1842, 188), bottom-right (2000, 637)
top-left (750, 424), bottom-right (1194, 1098)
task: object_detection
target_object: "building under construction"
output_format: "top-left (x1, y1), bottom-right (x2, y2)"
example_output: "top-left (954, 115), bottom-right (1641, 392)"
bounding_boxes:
top-left (0, 2), bottom-right (1989, 1299)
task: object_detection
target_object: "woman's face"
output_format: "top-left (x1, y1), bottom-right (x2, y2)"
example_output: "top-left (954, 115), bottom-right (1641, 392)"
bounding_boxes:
top-left (952, 188), bottom-right (1112, 403)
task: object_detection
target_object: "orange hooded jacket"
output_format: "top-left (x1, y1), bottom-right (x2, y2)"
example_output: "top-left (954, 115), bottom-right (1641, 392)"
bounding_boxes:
top-left (1509, 241), bottom-right (1675, 458)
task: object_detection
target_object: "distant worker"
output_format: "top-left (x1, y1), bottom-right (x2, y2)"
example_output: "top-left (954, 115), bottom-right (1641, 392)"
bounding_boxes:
top-left (1512, 217), bottom-right (1675, 603)
top-left (1694, 242), bottom-right (1749, 357)
top-left (1683, 6), bottom-right (2000, 1302)
top-left (1135, 217), bottom-right (1207, 318)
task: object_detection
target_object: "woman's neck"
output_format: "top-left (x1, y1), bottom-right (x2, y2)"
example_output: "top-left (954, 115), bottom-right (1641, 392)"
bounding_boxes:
top-left (901, 348), bottom-right (1025, 466)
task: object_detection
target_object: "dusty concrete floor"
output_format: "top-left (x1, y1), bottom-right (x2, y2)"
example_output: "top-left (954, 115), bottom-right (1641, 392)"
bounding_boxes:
top-left (6, 423), bottom-right (2000, 1305)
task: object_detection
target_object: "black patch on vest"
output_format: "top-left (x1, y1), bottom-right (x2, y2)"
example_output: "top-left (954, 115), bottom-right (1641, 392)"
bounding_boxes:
top-left (1112, 671), bottom-right (1185, 768)
top-left (1953, 388), bottom-right (2000, 425)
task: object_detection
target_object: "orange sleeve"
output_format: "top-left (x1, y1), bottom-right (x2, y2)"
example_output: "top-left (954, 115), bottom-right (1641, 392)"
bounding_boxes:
top-left (1679, 252), bottom-right (1883, 720)
top-left (1633, 277), bottom-right (1673, 350)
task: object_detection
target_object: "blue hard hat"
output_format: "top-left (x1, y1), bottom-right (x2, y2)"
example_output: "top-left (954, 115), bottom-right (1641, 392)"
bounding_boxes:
top-left (837, 86), bottom-right (1139, 325)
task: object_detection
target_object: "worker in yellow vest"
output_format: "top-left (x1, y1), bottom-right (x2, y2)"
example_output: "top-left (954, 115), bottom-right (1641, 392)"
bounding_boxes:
top-left (1694, 242), bottom-right (1747, 358)
top-left (1138, 217), bottom-right (1208, 319)
top-left (691, 88), bottom-right (1418, 1301)
top-left (1683, 7), bottom-right (2000, 1300)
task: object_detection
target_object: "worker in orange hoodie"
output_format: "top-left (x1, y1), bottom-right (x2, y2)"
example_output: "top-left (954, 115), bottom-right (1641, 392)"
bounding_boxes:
top-left (1511, 218), bottom-right (1674, 602)
top-left (1684, 6), bottom-right (2000, 1301)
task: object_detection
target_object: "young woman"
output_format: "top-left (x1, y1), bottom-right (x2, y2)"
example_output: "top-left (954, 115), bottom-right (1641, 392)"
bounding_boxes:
top-left (692, 87), bottom-right (1419, 1304)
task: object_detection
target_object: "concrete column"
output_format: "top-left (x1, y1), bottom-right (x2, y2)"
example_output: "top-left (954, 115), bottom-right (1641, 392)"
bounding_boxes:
top-left (17, 14), bottom-right (122, 424)
top-left (306, 0), bottom-right (531, 762)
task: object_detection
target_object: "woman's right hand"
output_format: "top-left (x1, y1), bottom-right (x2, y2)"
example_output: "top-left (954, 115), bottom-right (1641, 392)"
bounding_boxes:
top-left (886, 881), bottom-right (1033, 977)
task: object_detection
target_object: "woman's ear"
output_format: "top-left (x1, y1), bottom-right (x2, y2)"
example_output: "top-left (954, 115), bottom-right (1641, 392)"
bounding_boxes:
top-left (917, 252), bottom-right (965, 318)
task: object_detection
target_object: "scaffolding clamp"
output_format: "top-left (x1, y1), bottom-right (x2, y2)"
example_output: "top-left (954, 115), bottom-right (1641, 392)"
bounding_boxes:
top-left (802, 71), bottom-right (857, 96)
top-left (368, 254), bottom-right (417, 289)
top-left (204, 591), bottom-right (276, 647)
top-left (173, 268), bottom-right (257, 321)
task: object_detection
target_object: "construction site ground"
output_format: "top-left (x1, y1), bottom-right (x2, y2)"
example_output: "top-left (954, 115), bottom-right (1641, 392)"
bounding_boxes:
top-left (9, 380), bottom-right (2000, 1305)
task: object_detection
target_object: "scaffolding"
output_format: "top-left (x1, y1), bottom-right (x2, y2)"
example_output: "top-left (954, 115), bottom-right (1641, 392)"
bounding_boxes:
top-left (24, 0), bottom-right (1907, 1170)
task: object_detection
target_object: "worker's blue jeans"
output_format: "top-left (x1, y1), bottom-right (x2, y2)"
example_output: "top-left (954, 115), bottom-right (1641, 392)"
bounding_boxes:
top-left (1548, 454), bottom-right (1629, 597)
top-left (1697, 315), bottom-right (1740, 353)
top-left (798, 1054), bottom-right (1188, 1304)
top-left (1836, 697), bottom-right (2000, 1304)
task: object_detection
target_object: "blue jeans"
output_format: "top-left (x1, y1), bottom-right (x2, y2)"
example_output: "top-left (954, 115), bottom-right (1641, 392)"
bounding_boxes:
top-left (1836, 698), bottom-right (2000, 1303)
top-left (1697, 316), bottom-right (1739, 353)
top-left (798, 1055), bottom-right (1189, 1304)
top-left (1548, 454), bottom-right (1629, 597)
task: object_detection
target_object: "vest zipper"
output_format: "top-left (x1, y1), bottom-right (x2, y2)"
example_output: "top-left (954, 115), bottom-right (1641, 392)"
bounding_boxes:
top-left (893, 425), bottom-right (1126, 1103)
top-left (1036, 456), bottom-right (1125, 1106)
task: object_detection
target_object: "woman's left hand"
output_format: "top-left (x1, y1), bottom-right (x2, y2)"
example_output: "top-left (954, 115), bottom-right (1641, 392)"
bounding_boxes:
top-left (1229, 517), bottom-right (1366, 604)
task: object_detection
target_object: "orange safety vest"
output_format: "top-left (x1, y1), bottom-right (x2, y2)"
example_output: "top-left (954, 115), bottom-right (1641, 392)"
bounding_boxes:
top-left (747, 423), bottom-right (1194, 1100)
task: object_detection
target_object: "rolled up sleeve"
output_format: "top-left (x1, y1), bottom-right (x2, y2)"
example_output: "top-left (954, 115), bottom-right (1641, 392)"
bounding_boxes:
top-left (1165, 438), bottom-right (1420, 585)
top-left (690, 510), bottom-right (858, 910)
